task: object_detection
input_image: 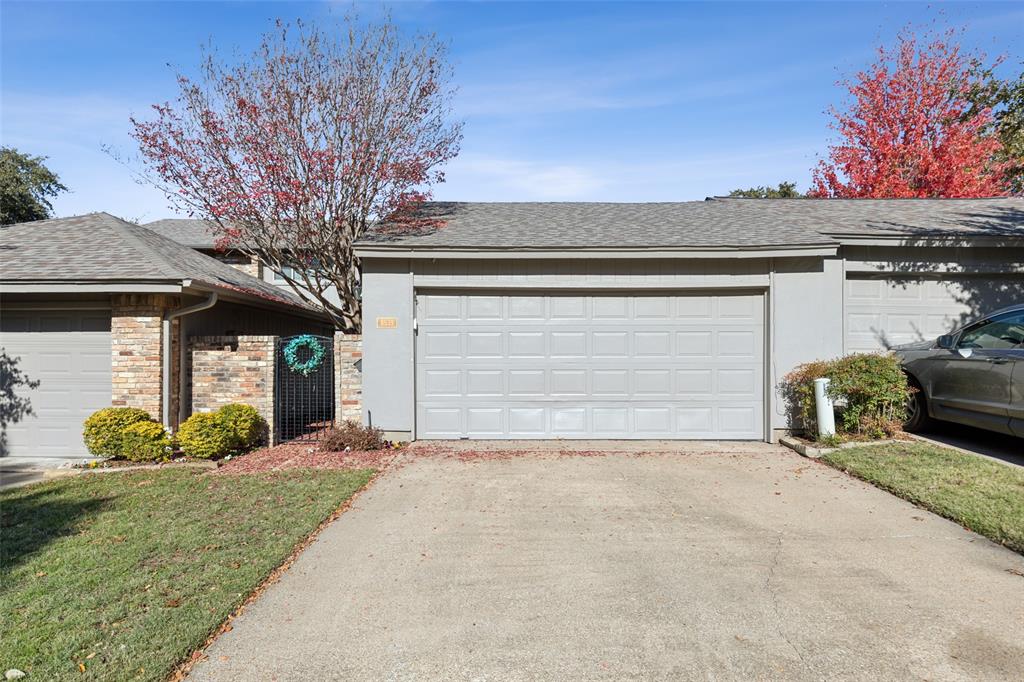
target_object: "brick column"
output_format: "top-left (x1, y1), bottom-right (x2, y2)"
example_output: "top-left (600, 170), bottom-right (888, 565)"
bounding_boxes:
top-left (189, 335), bottom-right (277, 444)
top-left (334, 333), bottom-right (363, 425)
top-left (111, 294), bottom-right (178, 420)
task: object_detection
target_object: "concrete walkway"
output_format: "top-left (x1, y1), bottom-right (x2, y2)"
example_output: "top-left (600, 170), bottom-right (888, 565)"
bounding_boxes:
top-left (190, 445), bottom-right (1024, 681)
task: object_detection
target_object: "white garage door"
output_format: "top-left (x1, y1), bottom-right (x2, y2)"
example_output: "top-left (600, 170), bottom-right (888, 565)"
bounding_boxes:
top-left (415, 292), bottom-right (765, 439)
top-left (0, 310), bottom-right (112, 457)
top-left (845, 278), bottom-right (1024, 352)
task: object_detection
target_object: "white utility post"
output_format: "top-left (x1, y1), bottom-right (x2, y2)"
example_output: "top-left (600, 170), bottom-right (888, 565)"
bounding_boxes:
top-left (813, 377), bottom-right (836, 439)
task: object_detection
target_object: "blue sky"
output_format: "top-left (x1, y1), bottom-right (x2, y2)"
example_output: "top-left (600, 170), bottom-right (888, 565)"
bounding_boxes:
top-left (2, 1), bottom-right (1022, 221)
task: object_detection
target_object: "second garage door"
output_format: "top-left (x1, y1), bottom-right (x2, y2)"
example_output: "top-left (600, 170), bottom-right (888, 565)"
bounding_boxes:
top-left (845, 277), bottom-right (1024, 352)
top-left (415, 291), bottom-right (765, 439)
top-left (0, 309), bottom-right (112, 457)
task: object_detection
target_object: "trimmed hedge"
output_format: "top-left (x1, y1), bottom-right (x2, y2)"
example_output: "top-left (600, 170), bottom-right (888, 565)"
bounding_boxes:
top-left (176, 413), bottom-right (236, 460)
top-left (83, 408), bottom-right (154, 457)
top-left (780, 352), bottom-right (911, 441)
top-left (217, 404), bottom-right (266, 450)
top-left (120, 421), bottom-right (174, 462)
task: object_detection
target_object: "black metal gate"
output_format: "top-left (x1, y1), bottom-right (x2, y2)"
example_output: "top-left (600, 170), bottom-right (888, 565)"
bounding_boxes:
top-left (274, 334), bottom-right (335, 442)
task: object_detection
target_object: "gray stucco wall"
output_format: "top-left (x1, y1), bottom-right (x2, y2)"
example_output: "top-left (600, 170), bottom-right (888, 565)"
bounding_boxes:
top-left (361, 259), bottom-right (415, 435)
top-left (361, 248), bottom-right (1020, 441)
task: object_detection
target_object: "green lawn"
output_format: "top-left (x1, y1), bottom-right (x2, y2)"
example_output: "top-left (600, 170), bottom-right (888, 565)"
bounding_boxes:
top-left (822, 442), bottom-right (1024, 554)
top-left (0, 467), bottom-right (374, 681)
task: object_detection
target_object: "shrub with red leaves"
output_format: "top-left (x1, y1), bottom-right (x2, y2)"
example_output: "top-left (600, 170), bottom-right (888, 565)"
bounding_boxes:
top-left (319, 420), bottom-right (385, 452)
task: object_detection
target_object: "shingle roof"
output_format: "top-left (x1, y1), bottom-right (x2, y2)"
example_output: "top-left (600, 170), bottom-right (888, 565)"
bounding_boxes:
top-left (0, 212), bottom-right (318, 311)
top-left (357, 197), bottom-right (1024, 249)
top-left (143, 218), bottom-right (220, 248)
top-left (143, 197), bottom-right (1024, 252)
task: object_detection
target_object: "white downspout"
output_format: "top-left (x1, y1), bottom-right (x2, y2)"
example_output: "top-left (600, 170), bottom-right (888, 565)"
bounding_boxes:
top-left (162, 291), bottom-right (218, 429)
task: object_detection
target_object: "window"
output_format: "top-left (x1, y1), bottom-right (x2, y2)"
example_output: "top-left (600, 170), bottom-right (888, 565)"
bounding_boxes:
top-left (957, 311), bottom-right (1024, 350)
top-left (272, 262), bottom-right (322, 282)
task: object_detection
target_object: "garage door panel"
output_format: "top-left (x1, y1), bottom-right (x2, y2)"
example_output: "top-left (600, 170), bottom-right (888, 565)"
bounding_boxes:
top-left (416, 292), bottom-right (764, 439)
top-left (845, 278), bottom-right (1024, 352)
top-left (1, 310), bottom-right (111, 457)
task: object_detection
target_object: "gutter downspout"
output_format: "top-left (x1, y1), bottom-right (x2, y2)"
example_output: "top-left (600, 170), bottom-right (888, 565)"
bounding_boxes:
top-left (162, 291), bottom-right (218, 429)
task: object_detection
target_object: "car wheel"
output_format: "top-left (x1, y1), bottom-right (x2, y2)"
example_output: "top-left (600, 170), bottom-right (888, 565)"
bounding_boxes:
top-left (903, 378), bottom-right (933, 433)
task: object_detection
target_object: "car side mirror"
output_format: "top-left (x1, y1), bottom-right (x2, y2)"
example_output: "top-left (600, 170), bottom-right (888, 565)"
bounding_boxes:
top-left (936, 334), bottom-right (955, 349)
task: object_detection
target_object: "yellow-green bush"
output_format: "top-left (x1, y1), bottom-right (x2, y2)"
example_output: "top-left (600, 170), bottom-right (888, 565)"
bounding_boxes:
top-left (176, 412), bottom-right (236, 459)
top-left (83, 407), bottom-right (154, 457)
top-left (217, 404), bottom-right (266, 450)
top-left (120, 421), bottom-right (174, 462)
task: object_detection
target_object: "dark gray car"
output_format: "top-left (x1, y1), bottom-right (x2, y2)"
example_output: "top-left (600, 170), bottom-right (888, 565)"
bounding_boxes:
top-left (896, 304), bottom-right (1024, 437)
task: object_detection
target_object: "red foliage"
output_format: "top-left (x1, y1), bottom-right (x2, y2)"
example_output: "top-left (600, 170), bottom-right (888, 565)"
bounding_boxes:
top-left (130, 18), bottom-right (462, 330)
top-left (811, 29), bottom-right (1010, 198)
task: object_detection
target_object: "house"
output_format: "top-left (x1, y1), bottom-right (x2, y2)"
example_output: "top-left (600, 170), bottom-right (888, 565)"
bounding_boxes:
top-left (0, 213), bottom-right (333, 458)
top-left (354, 197), bottom-right (1024, 442)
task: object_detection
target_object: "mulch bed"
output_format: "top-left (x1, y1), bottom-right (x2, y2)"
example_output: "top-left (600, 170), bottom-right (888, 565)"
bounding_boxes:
top-left (213, 443), bottom-right (400, 474)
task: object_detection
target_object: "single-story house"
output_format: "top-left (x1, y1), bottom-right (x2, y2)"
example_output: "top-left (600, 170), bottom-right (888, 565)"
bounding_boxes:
top-left (354, 197), bottom-right (1024, 442)
top-left (0, 213), bottom-right (332, 458)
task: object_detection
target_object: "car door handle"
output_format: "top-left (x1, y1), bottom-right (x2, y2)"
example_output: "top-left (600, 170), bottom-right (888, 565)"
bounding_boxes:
top-left (986, 357), bottom-right (1009, 364)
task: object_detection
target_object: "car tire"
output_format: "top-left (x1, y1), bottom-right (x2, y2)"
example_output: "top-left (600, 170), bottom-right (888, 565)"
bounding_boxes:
top-left (903, 377), bottom-right (933, 433)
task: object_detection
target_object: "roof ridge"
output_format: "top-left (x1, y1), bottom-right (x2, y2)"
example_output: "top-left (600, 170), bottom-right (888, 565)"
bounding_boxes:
top-left (104, 215), bottom-right (185, 280)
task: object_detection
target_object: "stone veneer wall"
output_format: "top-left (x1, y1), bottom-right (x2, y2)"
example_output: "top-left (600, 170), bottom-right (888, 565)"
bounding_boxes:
top-left (189, 336), bottom-right (276, 443)
top-left (334, 333), bottom-right (363, 425)
top-left (111, 294), bottom-right (179, 421)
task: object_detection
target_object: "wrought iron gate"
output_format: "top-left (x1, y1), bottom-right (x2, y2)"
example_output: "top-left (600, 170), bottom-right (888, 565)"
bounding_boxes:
top-left (274, 334), bottom-right (335, 442)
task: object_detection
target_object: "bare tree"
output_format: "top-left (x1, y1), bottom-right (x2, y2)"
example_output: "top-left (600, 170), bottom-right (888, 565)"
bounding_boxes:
top-left (131, 16), bottom-right (462, 330)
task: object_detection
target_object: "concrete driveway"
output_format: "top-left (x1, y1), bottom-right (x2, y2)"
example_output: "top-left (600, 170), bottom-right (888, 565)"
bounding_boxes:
top-left (913, 423), bottom-right (1024, 468)
top-left (190, 444), bottom-right (1024, 681)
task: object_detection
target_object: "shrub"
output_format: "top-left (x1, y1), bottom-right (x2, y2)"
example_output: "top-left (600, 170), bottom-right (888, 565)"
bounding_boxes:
top-left (83, 407), bottom-right (154, 457)
top-left (120, 421), bottom-right (174, 462)
top-left (217, 404), bottom-right (266, 450)
top-left (319, 420), bottom-right (385, 452)
top-left (780, 353), bottom-right (911, 441)
top-left (176, 413), bottom-right (236, 459)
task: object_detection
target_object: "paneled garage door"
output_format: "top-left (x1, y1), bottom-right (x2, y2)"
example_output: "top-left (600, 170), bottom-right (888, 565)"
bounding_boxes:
top-left (0, 310), bottom-right (112, 457)
top-left (415, 292), bottom-right (765, 439)
top-left (845, 277), bottom-right (1024, 352)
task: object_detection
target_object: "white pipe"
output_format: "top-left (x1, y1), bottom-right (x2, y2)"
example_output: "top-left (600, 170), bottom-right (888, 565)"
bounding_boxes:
top-left (814, 377), bottom-right (836, 439)
top-left (162, 292), bottom-right (218, 429)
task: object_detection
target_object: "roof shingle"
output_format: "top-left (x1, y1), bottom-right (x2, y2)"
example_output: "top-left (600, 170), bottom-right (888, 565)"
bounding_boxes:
top-left (0, 212), bottom-right (318, 311)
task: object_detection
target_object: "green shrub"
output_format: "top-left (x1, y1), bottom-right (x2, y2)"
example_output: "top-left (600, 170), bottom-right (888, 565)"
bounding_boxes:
top-left (780, 353), bottom-right (911, 441)
top-left (120, 421), bottom-right (174, 462)
top-left (319, 420), bottom-right (385, 452)
top-left (83, 407), bottom-right (154, 457)
top-left (217, 404), bottom-right (266, 450)
top-left (176, 413), bottom-right (236, 459)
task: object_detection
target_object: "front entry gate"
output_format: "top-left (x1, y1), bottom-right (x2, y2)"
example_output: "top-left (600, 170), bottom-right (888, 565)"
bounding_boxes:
top-left (275, 334), bottom-right (335, 442)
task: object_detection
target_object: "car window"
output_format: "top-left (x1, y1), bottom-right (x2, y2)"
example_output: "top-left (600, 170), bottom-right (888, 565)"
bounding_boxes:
top-left (958, 311), bottom-right (1024, 350)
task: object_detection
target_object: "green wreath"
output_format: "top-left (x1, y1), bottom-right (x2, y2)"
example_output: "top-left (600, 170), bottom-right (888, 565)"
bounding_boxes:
top-left (283, 335), bottom-right (326, 376)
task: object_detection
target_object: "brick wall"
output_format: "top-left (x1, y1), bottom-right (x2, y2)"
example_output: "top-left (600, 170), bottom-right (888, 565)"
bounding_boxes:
top-left (189, 335), bottom-right (276, 443)
top-left (210, 251), bottom-right (262, 278)
top-left (334, 333), bottom-right (363, 424)
top-left (111, 294), bottom-right (178, 420)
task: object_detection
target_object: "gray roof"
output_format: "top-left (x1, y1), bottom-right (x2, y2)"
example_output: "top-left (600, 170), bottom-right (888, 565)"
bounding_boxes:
top-left (357, 197), bottom-right (1024, 249)
top-left (0, 212), bottom-right (318, 311)
top-left (143, 197), bottom-right (1024, 252)
top-left (143, 218), bottom-right (220, 248)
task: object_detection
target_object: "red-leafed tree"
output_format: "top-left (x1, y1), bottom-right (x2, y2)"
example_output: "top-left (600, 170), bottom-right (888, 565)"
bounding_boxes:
top-left (131, 17), bottom-right (462, 330)
top-left (810, 30), bottom-right (1010, 198)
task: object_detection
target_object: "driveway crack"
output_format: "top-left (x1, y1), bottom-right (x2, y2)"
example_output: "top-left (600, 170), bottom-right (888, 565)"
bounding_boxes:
top-left (765, 533), bottom-right (809, 668)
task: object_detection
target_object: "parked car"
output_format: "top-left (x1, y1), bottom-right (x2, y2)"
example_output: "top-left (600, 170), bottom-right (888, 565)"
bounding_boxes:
top-left (895, 304), bottom-right (1024, 437)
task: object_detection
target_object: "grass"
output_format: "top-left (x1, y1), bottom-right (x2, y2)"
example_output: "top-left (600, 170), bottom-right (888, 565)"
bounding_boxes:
top-left (821, 442), bottom-right (1024, 554)
top-left (0, 467), bottom-right (374, 681)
